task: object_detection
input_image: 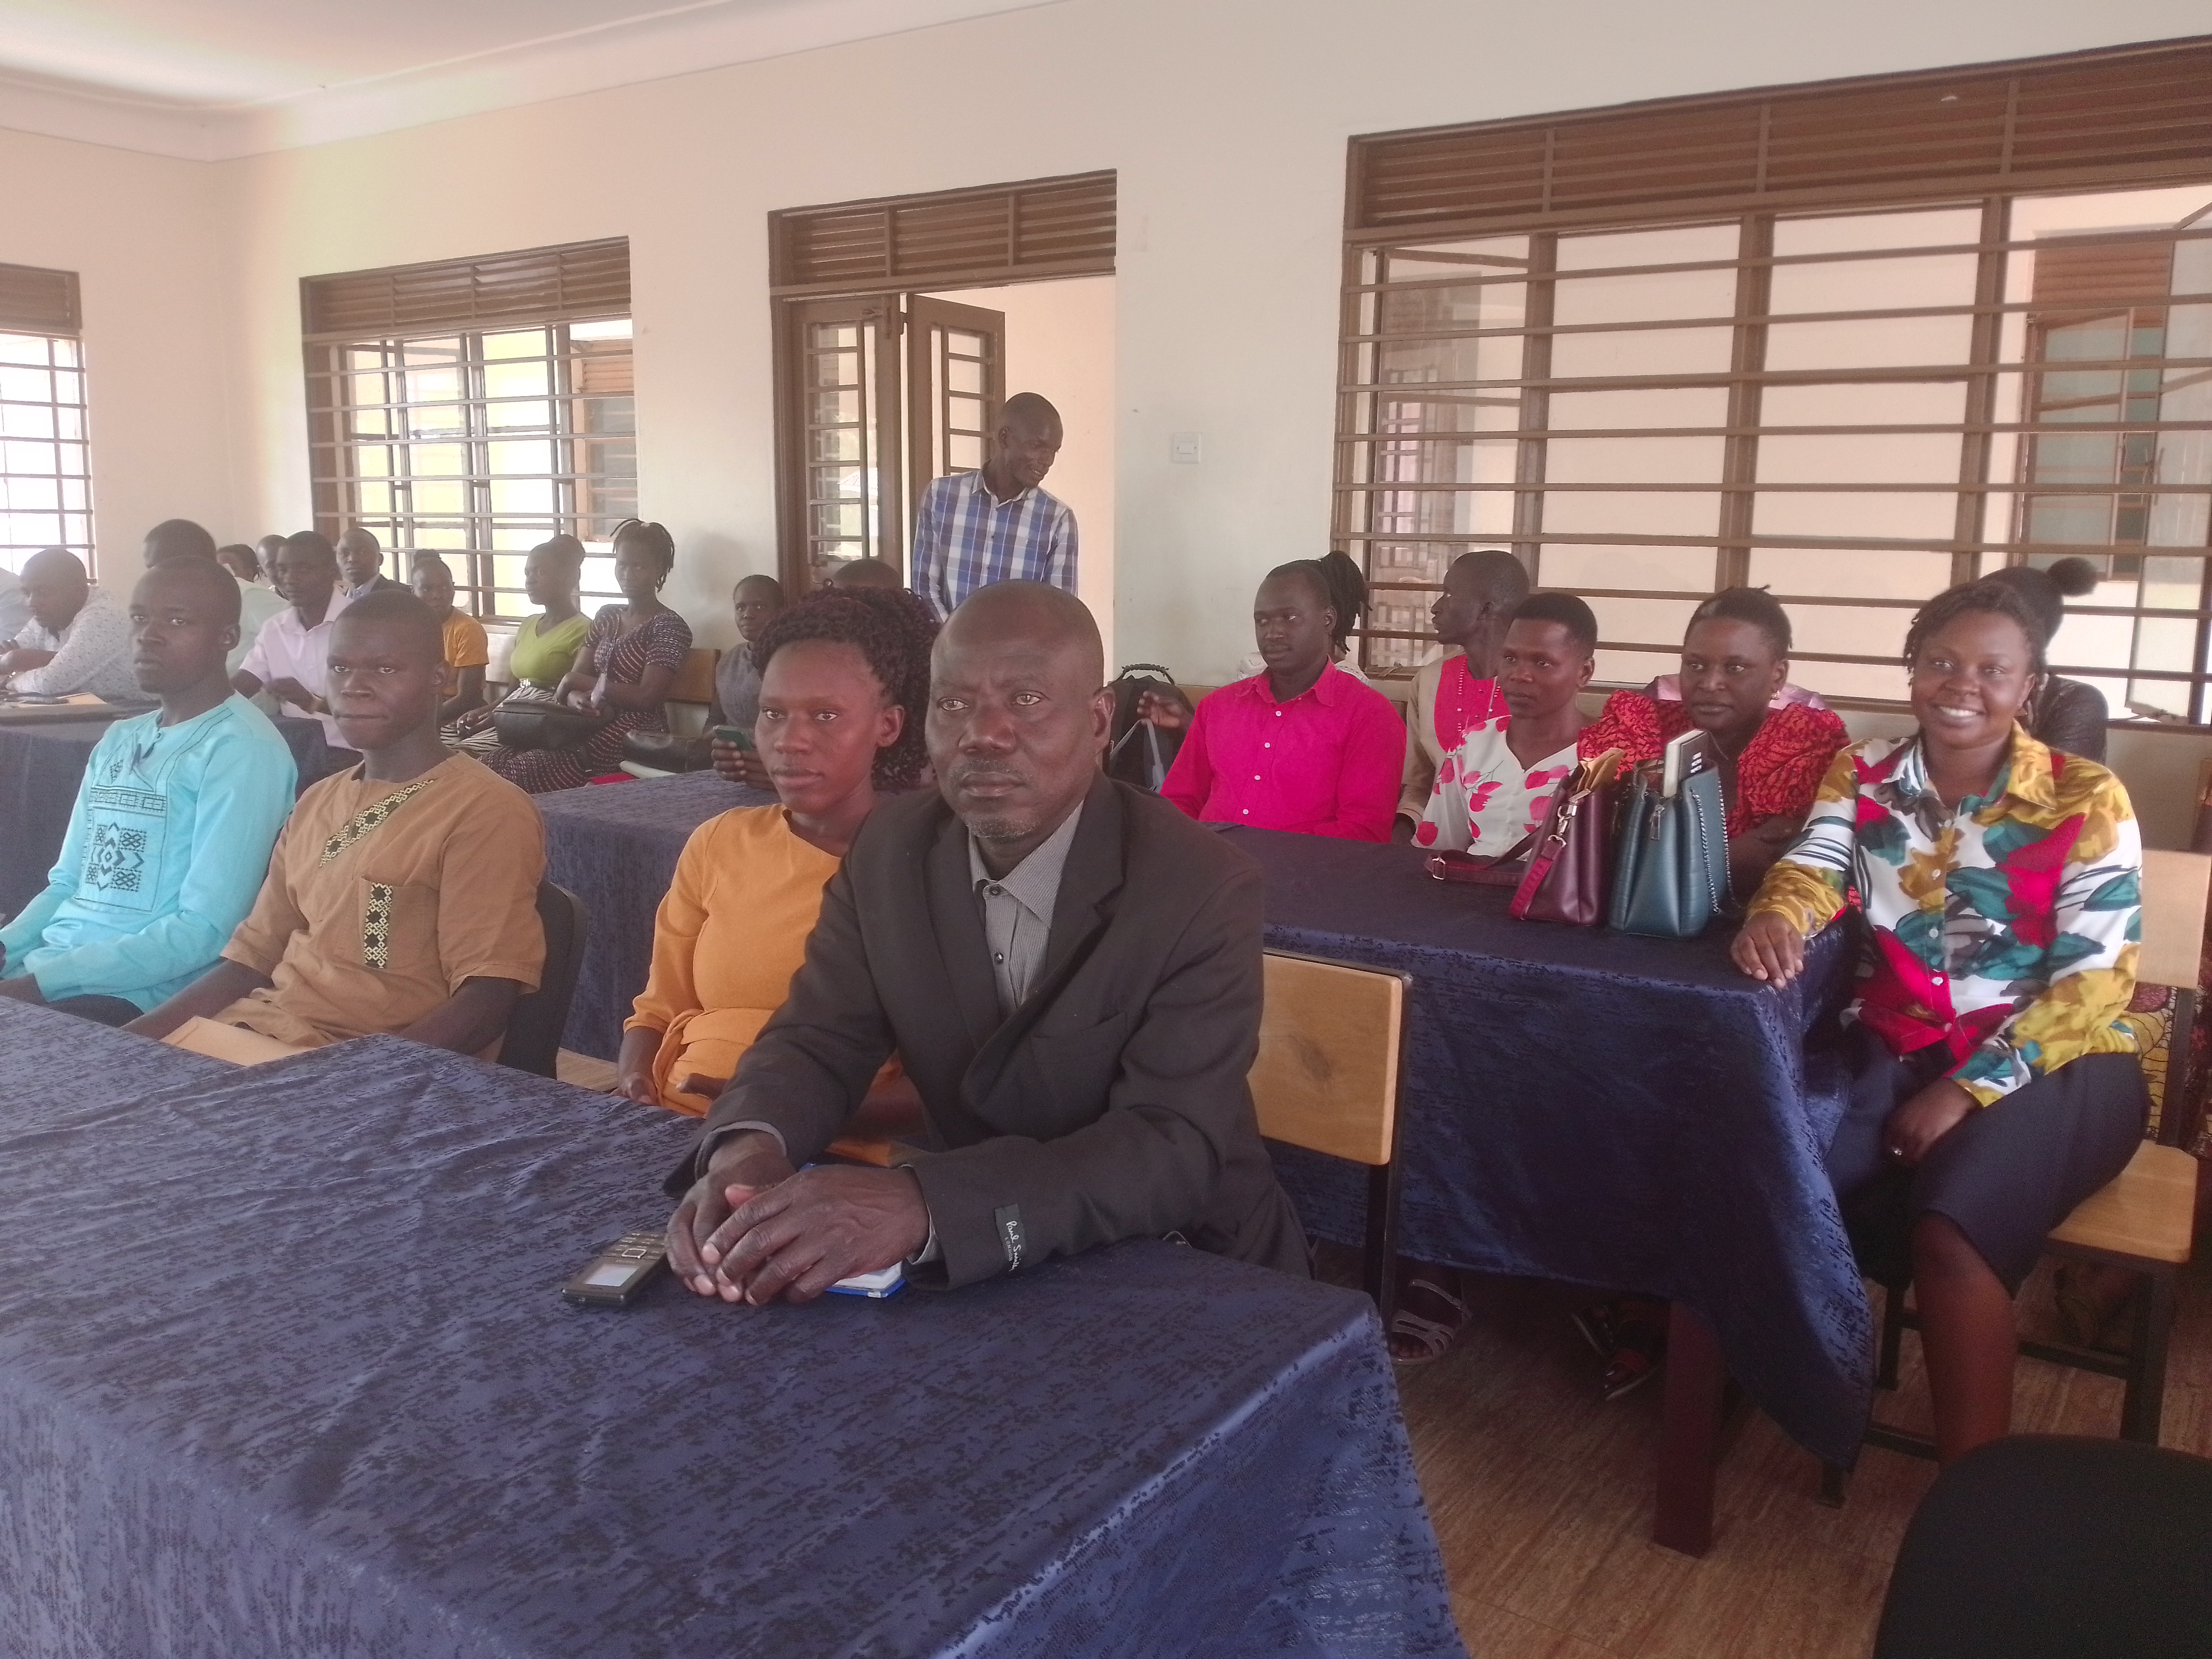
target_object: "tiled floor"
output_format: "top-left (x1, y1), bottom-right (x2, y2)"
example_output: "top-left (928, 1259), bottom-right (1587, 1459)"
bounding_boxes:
top-left (560, 1048), bottom-right (2204, 1657)
top-left (1393, 1248), bottom-right (2212, 1658)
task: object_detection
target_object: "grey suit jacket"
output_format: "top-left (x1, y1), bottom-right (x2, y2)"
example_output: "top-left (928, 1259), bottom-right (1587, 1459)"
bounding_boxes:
top-left (677, 771), bottom-right (1309, 1287)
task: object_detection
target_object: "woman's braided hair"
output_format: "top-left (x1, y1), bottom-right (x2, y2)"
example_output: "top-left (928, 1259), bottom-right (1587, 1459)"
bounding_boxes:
top-left (1903, 579), bottom-right (2051, 675)
top-left (610, 517), bottom-right (676, 575)
top-left (749, 586), bottom-right (940, 790)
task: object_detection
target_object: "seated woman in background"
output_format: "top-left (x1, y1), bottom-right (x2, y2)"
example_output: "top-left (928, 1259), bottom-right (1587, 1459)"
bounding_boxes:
top-left (482, 519), bottom-right (692, 794)
top-left (1412, 591), bottom-right (1596, 858)
top-left (1983, 557), bottom-right (2108, 761)
top-left (408, 554), bottom-right (490, 726)
top-left (1236, 551), bottom-right (1372, 684)
top-left (708, 573), bottom-right (786, 790)
top-left (1735, 577), bottom-right (2147, 1464)
top-left (1581, 588), bottom-right (1849, 897)
top-left (451, 538), bottom-right (590, 750)
top-left (618, 586), bottom-right (937, 1114)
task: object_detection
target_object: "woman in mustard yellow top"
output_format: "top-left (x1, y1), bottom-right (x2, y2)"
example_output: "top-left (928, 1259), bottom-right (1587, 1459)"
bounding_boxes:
top-left (617, 585), bottom-right (938, 1114)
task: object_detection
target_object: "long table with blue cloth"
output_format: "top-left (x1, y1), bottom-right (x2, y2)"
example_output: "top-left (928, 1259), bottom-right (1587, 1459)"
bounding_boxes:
top-left (540, 771), bottom-right (1865, 1552)
top-left (0, 706), bottom-right (330, 918)
top-left (0, 999), bottom-right (1462, 1659)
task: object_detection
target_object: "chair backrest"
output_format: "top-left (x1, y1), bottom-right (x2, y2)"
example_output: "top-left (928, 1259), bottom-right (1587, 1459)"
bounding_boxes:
top-left (662, 647), bottom-right (722, 738)
top-left (497, 881), bottom-right (589, 1077)
top-left (2139, 850), bottom-right (2211, 992)
top-left (1248, 950), bottom-right (1407, 1167)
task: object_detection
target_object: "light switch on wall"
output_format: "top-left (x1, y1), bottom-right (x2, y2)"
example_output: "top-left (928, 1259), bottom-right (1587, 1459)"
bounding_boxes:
top-left (1169, 432), bottom-right (1203, 465)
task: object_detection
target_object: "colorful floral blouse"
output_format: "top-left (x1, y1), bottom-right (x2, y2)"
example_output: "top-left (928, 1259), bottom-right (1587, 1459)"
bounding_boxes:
top-left (1748, 727), bottom-right (2143, 1106)
top-left (1414, 716), bottom-right (1577, 857)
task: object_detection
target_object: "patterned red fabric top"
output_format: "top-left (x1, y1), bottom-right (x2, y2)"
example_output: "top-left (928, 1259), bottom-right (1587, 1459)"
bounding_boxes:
top-left (1578, 691), bottom-right (1848, 838)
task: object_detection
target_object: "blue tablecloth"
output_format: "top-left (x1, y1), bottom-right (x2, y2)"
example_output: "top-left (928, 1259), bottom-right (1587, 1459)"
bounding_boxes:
top-left (539, 771), bottom-right (774, 1059)
top-left (531, 780), bottom-right (1871, 1466)
top-left (0, 712), bottom-right (329, 922)
top-left (0, 1034), bottom-right (1463, 1659)
top-left (1226, 827), bottom-right (1866, 1467)
top-left (0, 998), bottom-right (233, 1117)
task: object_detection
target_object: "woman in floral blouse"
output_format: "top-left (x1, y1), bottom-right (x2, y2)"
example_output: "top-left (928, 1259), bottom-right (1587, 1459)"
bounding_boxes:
top-left (1735, 579), bottom-right (2147, 1463)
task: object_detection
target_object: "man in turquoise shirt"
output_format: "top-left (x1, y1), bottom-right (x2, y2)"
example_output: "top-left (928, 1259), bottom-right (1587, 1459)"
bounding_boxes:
top-left (0, 556), bottom-right (296, 1022)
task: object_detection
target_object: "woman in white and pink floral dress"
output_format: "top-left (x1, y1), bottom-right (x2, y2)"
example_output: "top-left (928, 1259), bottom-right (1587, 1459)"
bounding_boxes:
top-left (1412, 592), bottom-right (1596, 862)
top-left (1392, 591), bottom-right (1598, 1364)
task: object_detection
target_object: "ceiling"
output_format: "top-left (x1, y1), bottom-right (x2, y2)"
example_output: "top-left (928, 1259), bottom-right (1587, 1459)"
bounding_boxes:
top-left (0, 0), bottom-right (1060, 158)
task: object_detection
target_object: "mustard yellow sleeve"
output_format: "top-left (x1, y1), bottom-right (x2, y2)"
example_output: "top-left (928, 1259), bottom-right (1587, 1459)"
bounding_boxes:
top-left (626, 815), bottom-right (718, 1034)
top-left (1743, 743), bottom-right (1861, 938)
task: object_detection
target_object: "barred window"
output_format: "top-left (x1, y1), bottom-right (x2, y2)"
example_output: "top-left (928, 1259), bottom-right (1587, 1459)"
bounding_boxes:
top-left (0, 264), bottom-right (92, 578)
top-left (302, 241), bottom-right (635, 619)
top-left (1338, 41), bottom-right (2212, 725)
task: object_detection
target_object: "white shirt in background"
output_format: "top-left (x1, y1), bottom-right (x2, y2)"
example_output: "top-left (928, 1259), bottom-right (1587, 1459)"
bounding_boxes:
top-left (238, 589), bottom-right (353, 745)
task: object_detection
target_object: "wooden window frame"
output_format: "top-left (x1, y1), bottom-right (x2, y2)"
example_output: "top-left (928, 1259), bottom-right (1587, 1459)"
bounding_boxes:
top-left (1336, 37), bottom-right (2212, 725)
top-left (0, 263), bottom-right (93, 577)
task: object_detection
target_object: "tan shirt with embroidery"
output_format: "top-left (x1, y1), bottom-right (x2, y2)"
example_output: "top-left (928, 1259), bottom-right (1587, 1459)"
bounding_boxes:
top-left (217, 752), bottom-right (546, 1052)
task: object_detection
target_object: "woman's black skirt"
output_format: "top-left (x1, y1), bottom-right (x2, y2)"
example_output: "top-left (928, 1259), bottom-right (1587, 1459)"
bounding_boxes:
top-left (1826, 1022), bottom-right (2148, 1293)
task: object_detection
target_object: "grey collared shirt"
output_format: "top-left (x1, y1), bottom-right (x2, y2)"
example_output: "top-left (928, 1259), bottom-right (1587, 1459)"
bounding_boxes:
top-left (968, 804), bottom-right (1083, 1017)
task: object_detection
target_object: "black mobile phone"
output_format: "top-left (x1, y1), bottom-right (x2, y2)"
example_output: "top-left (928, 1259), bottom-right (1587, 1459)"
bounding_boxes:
top-left (711, 723), bottom-right (755, 753)
top-left (563, 1230), bottom-right (668, 1308)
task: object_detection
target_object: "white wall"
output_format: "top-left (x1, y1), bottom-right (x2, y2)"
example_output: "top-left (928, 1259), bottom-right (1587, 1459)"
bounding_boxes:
top-left (928, 276), bottom-right (1117, 665)
top-left (9, 0), bottom-right (2212, 826)
top-left (0, 126), bottom-right (239, 578)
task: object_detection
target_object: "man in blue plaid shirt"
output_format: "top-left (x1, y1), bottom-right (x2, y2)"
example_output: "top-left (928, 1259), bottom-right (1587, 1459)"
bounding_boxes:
top-left (909, 392), bottom-right (1078, 619)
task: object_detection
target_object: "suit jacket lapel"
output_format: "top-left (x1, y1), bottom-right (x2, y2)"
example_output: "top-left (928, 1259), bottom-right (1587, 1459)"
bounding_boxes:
top-left (924, 805), bottom-right (1004, 1054)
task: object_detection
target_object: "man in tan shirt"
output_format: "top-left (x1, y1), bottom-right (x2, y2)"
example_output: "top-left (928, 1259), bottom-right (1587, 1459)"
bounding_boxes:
top-left (1393, 549), bottom-right (1530, 840)
top-left (132, 590), bottom-right (545, 1058)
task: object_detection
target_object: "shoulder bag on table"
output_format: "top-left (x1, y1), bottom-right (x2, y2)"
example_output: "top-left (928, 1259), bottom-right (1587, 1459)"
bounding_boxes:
top-left (1607, 737), bottom-right (1730, 939)
top-left (1508, 747), bottom-right (1625, 926)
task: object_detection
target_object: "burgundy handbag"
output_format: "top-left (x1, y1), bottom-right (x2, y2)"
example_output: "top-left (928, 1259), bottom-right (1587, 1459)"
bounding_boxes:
top-left (1509, 748), bottom-right (1625, 926)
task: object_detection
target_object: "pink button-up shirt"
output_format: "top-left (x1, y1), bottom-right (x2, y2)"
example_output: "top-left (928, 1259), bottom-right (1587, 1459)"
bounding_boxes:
top-left (1160, 663), bottom-right (1407, 842)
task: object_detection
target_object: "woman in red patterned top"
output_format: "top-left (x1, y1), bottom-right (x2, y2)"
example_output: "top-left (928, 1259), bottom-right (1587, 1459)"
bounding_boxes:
top-left (1580, 587), bottom-right (1848, 900)
top-left (1569, 588), bottom-right (1848, 1400)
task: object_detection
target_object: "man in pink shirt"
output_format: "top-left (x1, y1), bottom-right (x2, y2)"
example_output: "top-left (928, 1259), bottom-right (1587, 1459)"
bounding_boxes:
top-left (1147, 562), bottom-right (1405, 842)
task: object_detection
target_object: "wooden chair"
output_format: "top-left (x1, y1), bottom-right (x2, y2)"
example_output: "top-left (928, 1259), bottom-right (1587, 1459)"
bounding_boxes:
top-left (1248, 950), bottom-right (1410, 1319)
top-left (1867, 849), bottom-right (2209, 1457)
top-left (497, 882), bottom-right (589, 1078)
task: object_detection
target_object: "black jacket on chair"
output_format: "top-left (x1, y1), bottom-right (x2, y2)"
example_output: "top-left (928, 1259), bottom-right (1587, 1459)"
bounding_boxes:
top-left (678, 771), bottom-right (1309, 1287)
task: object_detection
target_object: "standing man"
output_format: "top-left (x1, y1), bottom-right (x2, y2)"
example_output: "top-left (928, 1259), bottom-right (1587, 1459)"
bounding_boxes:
top-left (233, 530), bottom-right (354, 762)
top-left (666, 580), bottom-right (1306, 1300)
top-left (0, 556), bottom-right (294, 1024)
top-left (336, 526), bottom-right (407, 598)
top-left (1394, 549), bottom-right (1530, 841)
top-left (143, 518), bottom-right (287, 677)
top-left (908, 392), bottom-right (1075, 620)
top-left (0, 547), bottom-right (139, 699)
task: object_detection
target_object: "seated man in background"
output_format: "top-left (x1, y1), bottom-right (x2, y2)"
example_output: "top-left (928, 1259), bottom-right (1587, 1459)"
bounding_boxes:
top-left (1414, 592), bottom-right (1597, 857)
top-left (707, 572), bottom-right (786, 790)
top-left (1148, 561), bottom-right (1405, 842)
top-left (254, 534), bottom-right (287, 584)
top-left (666, 580), bottom-right (1307, 1301)
top-left (130, 591), bottom-right (545, 1058)
top-left (233, 530), bottom-right (352, 761)
top-left (0, 547), bottom-right (140, 699)
top-left (336, 526), bottom-right (406, 598)
top-left (1395, 549), bottom-right (1528, 841)
top-left (144, 519), bottom-right (287, 677)
top-left (826, 557), bottom-right (904, 591)
top-left (215, 543), bottom-right (263, 585)
top-left (409, 554), bottom-right (490, 726)
top-left (0, 556), bottom-right (295, 1024)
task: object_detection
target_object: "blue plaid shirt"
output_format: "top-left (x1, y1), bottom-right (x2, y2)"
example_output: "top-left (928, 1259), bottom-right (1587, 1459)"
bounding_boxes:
top-left (908, 470), bottom-right (1078, 619)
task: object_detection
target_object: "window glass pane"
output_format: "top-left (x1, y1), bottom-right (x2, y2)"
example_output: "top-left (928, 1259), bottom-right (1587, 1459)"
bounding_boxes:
top-left (0, 329), bottom-right (93, 576)
top-left (1748, 547), bottom-right (1954, 601)
top-left (1550, 326), bottom-right (1732, 382)
top-left (1540, 544), bottom-right (1715, 593)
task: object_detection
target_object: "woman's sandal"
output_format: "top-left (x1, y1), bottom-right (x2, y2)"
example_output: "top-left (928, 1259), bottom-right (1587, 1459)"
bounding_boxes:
top-left (1388, 1276), bottom-right (1472, 1365)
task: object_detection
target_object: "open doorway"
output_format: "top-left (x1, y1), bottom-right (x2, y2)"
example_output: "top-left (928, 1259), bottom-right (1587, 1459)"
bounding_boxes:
top-left (769, 172), bottom-right (1116, 659)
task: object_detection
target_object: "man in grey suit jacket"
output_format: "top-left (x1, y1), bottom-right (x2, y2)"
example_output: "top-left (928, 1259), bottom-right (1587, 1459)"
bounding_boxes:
top-left (667, 580), bottom-right (1307, 1300)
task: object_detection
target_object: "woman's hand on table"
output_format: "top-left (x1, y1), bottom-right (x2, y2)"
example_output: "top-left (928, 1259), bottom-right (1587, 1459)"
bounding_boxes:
top-left (1882, 1078), bottom-right (1977, 1167)
top-left (613, 1069), bottom-right (661, 1107)
top-left (1731, 912), bottom-right (1805, 987)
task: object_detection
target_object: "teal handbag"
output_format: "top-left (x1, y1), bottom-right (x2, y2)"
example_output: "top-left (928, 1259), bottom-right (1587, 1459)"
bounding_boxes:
top-left (1607, 760), bottom-right (1729, 938)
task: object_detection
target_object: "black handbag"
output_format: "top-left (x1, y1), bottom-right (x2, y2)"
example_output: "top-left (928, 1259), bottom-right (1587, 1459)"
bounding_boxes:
top-left (493, 705), bottom-right (609, 752)
top-left (1105, 664), bottom-right (1192, 791)
top-left (621, 731), bottom-right (714, 772)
